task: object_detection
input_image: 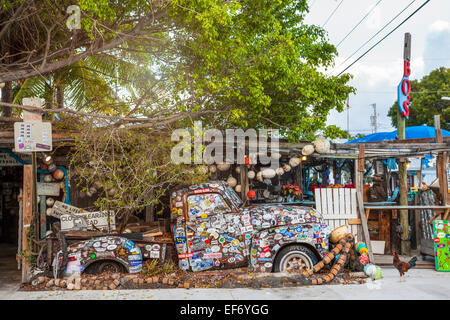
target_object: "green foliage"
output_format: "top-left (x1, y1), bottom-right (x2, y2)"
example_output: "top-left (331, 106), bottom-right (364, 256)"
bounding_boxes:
top-left (166, 0), bottom-right (355, 139)
top-left (143, 259), bottom-right (176, 277)
top-left (388, 67), bottom-right (450, 130)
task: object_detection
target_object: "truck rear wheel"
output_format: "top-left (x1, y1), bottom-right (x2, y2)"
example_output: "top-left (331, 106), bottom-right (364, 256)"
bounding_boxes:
top-left (273, 245), bottom-right (317, 273)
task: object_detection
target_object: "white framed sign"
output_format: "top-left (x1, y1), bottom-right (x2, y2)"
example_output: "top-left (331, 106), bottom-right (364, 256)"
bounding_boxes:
top-left (60, 211), bottom-right (116, 231)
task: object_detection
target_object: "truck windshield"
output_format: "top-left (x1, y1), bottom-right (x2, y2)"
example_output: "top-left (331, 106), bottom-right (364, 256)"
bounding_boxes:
top-left (224, 185), bottom-right (243, 207)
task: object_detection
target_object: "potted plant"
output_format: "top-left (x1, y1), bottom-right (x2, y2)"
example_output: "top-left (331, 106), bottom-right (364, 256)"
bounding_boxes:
top-left (281, 184), bottom-right (302, 202)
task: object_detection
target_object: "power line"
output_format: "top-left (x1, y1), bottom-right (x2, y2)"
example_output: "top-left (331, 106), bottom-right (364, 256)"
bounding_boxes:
top-left (336, 0), bottom-right (384, 48)
top-left (336, 0), bottom-right (431, 76)
top-left (309, 0), bottom-right (317, 10)
top-left (331, 0), bottom-right (418, 76)
top-left (322, 0), bottom-right (345, 28)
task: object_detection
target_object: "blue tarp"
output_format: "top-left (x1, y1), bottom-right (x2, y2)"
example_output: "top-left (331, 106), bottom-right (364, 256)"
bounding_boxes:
top-left (347, 125), bottom-right (450, 143)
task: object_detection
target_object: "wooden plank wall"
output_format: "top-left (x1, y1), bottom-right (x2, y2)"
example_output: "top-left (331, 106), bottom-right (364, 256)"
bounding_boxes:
top-left (315, 188), bottom-right (362, 241)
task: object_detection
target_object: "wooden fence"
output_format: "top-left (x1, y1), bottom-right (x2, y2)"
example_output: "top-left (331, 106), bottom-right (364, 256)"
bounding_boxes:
top-left (314, 188), bottom-right (362, 241)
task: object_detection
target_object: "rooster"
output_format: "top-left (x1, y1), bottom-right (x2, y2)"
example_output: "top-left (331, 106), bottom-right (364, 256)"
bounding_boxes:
top-left (393, 250), bottom-right (417, 281)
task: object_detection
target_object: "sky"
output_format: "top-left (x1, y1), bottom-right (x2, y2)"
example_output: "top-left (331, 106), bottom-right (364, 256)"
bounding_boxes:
top-left (303, 0), bottom-right (450, 138)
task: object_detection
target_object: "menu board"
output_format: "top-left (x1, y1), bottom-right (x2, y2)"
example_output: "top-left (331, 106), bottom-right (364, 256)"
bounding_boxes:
top-left (433, 220), bottom-right (450, 272)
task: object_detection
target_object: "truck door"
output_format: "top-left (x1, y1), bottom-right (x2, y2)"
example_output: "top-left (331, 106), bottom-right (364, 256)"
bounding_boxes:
top-left (185, 192), bottom-right (245, 271)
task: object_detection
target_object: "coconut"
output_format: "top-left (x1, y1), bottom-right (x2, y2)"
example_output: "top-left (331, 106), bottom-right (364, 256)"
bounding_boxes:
top-left (44, 174), bottom-right (53, 183)
top-left (46, 197), bottom-right (55, 207)
top-left (289, 157), bottom-right (301, 167)
top-left (302, 144), bottom-right (315, 156)
top-left (283, 164), bottom-right (291, 172)
top-left (209, 165), bottom-right (217, 173)
top-left (276, 168), bottom-right (284, 176)
top-left (89, 187), bottom-right (97, 194)
top-left (256, 171), bottom-right (263, 182)
top-left (227, 176), bottom-right (237, 187)
top-left (60, 182), bottom-right (65, 189)
top-left (313, 137), bottom-right (331, 154)
top-left (248, 170), bottom-right (255, 179)
top-left (217, 163), bottom-right (231, 171)
top-left (46, 208), bottom-right (53, 216)
top-left (235, 166), bottom-right (241, 174)
top-left (52, 169), bottom-right (64, 180)
top-left (235, 185), bottom-right (241, 193)
top-left (262, 168), bottom-right (276, 179)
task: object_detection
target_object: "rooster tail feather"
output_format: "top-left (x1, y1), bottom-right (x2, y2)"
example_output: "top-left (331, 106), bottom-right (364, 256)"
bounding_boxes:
top-left (408, 256), bottom-right (418, 268)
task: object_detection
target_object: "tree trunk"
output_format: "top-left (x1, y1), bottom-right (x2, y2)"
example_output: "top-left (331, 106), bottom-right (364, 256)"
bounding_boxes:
top-left (56, 84), bottom-right (64, 109)
top-left (1, 81), bottom-right (12, 117)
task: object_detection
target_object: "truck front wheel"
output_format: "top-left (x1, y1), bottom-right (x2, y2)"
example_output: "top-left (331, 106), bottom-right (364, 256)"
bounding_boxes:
top-left (273, 245), bottom-right (317, 273)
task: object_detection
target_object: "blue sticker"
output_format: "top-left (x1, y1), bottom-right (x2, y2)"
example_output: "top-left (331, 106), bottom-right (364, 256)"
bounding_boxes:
top-left (175, 237), bottom-right (186, 244)
top-left (129, 260), bottom-right (142, 266)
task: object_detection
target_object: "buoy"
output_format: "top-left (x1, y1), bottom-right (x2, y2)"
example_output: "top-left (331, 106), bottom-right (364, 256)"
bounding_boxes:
top-left (217, 163), bottom-right (231, 171)
top-left (262, 168), bottom-right (276, 179)
top-left (313, 137), bottom-right (331, 154)
top-left (46, 197), bottom-right (55, 207)
top-left (52, 169), bottom-right (64, 180)
top-left (227, 176), bottom-right (237, 187)
top-left (302, 144), bottom-right (315, 156)
top-left (289, 157), bottom-right (301, 167)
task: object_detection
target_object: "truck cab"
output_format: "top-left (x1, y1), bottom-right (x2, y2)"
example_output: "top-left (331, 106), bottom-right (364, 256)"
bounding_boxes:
top-left (171, 181), bottom-right (331, 273)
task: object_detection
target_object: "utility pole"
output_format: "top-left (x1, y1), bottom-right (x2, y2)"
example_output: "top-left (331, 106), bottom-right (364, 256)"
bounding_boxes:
top-left (398, 33), bottom-right (411, 256)
top-left (370, 103), bottom-right (377, 133)
top-left (347, 98), bottom-right (350, 135)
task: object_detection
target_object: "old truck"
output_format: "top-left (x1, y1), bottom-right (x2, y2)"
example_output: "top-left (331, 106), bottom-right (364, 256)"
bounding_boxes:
top-left (57, 181), bottom-right (332, 276)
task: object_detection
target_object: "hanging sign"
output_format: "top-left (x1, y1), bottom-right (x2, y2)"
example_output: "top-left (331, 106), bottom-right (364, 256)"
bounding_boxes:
top-left (37, 182), bottom-right (60, 196)
top-left (397, 59), bottom-right (411, 119)
top-left (14, 121), bottom-right (52, 152)
top-left (22, 97), bottom-right (43, 122)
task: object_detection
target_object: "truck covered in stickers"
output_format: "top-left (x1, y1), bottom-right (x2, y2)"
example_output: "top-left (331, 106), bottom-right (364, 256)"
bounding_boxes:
top-left (58, 180), bottom-right (331, 276)
top-left (171, 181), bottom-right (332, 273)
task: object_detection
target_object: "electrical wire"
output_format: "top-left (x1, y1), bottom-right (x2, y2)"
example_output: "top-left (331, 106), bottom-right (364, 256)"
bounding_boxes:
top-left (336, 0), bottom-right (384, 48)
top-left (336, 0), bottom-right (431, 76)
top-left (331, 0), bottom-right (418, 76)
top-left (322, 0), bottom-right (345, 28)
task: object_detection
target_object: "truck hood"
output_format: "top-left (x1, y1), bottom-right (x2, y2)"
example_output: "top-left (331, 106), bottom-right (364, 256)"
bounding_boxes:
top-left (243, 204), bottom-right (326, 228)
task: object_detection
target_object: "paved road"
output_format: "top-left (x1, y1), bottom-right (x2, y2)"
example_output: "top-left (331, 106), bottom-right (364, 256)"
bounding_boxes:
top-left (1, 268), bottom-right (449, 300)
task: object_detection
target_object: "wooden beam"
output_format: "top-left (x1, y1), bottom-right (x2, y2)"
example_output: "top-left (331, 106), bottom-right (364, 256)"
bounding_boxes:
top-left (22, 165), bottom-right (33, 283)
top-left (356, 189), bottom-right (374, 262)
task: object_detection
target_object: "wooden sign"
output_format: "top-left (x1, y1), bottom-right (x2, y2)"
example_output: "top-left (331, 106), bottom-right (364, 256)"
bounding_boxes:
top-left (37, 182), bottom-right (60, 196)
top-left (22, 98), bottom-right (43, 122)
top-left (14, 122), bottom-right (52, 152)
top-left (0, 152), bottom-right (31, 166)
top-left (50, 201), bottom-right (83, 219)
top-left (60, 211), bottom-right (116, 231)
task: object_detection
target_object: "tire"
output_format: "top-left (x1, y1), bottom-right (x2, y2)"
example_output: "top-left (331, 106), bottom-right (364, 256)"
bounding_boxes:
top-left (273, 245), bottom-right (318, 273)
top-left (95, 261), bottom-right (125, 274)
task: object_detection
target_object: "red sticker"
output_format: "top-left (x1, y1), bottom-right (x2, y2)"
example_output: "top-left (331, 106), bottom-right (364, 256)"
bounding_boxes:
top-left (178, 253), bottom-right (193, 259)
top-left (194, 188), bottom-right (210, 194)
top-left (263, 247), bottom-right (270, 252)
top-left (434, 237), bottom-right (440, 243)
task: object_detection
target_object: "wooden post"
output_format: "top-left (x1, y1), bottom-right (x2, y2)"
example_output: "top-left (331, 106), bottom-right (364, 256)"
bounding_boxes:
top-left (39, 174), bottom-right (46, 239)
top-left (240, 164), bottom-right (248, 202)
top-left (435, 115), bottom-right (448, 206)
top-left (398, 33), bottom-right (411, 255)
top-left (145, 190), bottom-right (155, 223)
top-left (355, 144), bottom-right (374, 260)
top-left (22, 165), bottom-right (33, 283)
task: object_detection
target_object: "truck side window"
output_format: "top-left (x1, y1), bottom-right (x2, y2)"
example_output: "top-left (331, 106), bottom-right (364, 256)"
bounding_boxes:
top-left (187, 193), bottom-right (230, 217)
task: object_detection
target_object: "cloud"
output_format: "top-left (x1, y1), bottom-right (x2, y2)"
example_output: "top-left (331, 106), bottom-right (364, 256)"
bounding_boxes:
top-left (423, 20), bottom-right (450, 74)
